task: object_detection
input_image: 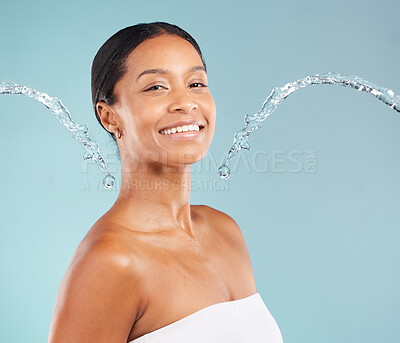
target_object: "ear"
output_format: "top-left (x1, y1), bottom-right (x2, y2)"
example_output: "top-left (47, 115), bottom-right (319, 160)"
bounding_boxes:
top-left (96, 102), bottom-right (120, 134)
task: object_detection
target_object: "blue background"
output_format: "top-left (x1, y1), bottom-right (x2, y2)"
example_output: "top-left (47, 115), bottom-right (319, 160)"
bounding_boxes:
top-left (1, 0), bottom-right (399, 342)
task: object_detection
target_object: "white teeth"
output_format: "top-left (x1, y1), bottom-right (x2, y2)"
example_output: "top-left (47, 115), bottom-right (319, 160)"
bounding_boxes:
top-left (160, 124), bottom-right (202, 135)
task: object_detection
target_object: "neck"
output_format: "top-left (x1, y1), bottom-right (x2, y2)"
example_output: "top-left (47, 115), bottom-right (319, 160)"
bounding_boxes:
top-left (111, 159), bottom-right (194, 235)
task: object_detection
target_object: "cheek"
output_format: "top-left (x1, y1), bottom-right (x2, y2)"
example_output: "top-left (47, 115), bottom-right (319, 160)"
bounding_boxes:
top-left (205, 97), bottom-right (217, 127)
top-left (203, 98), bottom-right (216, 144)
top-left (124, 100), bottom-right (159, 133)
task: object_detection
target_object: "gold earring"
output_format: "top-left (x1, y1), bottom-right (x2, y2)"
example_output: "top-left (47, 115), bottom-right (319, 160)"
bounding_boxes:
top-left (117, 128), bottom-right (124, 139)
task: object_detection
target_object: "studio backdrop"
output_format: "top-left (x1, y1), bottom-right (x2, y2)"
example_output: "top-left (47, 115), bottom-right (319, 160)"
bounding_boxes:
top-left (0, 0), bottom-right (399, 342)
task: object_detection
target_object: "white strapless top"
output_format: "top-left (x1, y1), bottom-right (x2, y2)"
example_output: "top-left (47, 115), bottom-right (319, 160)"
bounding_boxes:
top-left (128, 292), bottom-right (283, 343)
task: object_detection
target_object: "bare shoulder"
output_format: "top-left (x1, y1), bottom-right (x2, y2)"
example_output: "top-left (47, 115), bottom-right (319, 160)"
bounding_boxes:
top-left (194, 205), bottom-right (257, 291)
top-left (194, 204), bottom-right (242, 232)
top-left (48, 223), bottom-right (146, 342)
top-left (194, 204), bottom-right (251, 258)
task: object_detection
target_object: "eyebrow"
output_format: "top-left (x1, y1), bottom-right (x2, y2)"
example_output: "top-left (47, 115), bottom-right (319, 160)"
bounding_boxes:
top-left (136, 65), bottom-right (206, 82)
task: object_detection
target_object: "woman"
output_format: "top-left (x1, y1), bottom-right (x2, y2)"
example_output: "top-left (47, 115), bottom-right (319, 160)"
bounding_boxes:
top-left (48, 22), bottom-right (283, 343)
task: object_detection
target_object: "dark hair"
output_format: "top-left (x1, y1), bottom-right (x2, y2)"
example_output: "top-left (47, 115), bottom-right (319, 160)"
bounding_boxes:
top-left (91, 21), bottom-right (207, 142)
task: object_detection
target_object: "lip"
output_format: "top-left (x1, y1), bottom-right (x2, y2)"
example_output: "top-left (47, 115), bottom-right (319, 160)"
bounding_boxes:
top-left (159, 119), bottom-right (205, 132)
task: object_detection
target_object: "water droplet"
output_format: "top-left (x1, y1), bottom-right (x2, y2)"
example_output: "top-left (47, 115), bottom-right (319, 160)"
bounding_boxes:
top-left (102, 174), bottom-right (115, 189)
top-left (218, 165), bottom-right (231, 179)
top-left (83, 152), bottom-right (93, 160)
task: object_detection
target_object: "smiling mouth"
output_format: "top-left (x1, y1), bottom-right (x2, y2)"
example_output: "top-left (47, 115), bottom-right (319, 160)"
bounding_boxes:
top-left (159, 124), bottom-right (205, 135)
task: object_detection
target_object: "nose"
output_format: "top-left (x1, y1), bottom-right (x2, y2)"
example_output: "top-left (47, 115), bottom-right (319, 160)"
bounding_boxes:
top-left (168, 87), bottom-right (199, 113)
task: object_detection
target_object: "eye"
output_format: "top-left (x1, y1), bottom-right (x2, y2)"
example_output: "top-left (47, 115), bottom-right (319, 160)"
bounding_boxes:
top-left (189, 82), bottom-right (208, 88)
top-left (144, 85), bottom-right (166, 91)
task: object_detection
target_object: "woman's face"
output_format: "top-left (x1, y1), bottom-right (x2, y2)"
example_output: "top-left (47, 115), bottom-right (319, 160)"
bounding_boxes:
top-left (109, 34), bottom-right (216, 168)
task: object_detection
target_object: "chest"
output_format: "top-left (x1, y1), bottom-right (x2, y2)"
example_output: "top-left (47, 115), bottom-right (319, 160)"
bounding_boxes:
top-left (129, 230), bottom-right (256, 341)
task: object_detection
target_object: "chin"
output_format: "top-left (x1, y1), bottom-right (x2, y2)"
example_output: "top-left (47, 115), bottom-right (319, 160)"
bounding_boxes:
top-left (162, 148), bottom-right (208, 166)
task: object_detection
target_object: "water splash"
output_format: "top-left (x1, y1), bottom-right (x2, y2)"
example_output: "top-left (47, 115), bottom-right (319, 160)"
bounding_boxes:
top-left (218, 71), bottom-right (400, 179)
top-left (0, 81), bottom-right (115, 189)
top-left (3, 73), bottom-right (399, 186)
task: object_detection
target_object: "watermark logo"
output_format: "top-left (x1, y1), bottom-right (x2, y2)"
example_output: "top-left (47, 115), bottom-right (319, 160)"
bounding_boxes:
top-left (80, 148), bottom-right (318, 191)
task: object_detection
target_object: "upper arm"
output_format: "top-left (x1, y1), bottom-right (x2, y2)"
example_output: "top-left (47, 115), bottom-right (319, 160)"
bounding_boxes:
top-left (48, 239), bottom-right (144, 343)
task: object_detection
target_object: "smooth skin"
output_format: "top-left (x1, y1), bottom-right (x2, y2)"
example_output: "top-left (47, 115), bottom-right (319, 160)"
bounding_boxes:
top-left (48, 34), bottom-right (257, 343)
